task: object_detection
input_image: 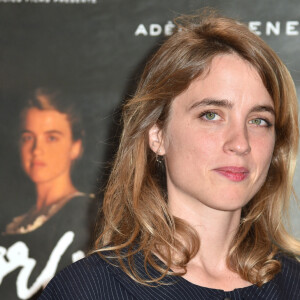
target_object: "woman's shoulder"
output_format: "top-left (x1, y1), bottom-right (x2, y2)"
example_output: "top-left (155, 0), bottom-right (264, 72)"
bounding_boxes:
top-left (273, 254), bottom-right (300, 298)
top-left (39, 253), bottom-right (130, 300)
top-left (56, 251), bottom-right (111, 275)
top-left (278, 254), bottom-right (300, 275)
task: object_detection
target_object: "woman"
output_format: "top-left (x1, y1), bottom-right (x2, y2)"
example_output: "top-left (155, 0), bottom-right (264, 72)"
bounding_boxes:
top-left (5, 87), bottom-right (85, 234)
top-left (1, 88), bottom-right (96, 299)
top-left (40, 12), bottom-right (300, 299)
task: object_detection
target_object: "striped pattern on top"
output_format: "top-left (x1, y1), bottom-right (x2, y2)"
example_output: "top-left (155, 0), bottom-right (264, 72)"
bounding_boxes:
top-left (39, 252), bottom-right (300, 299)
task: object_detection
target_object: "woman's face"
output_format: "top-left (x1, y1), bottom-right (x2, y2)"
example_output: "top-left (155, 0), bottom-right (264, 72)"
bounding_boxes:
top-left (20, 108), bottom-right (82, 184)
top-left (150, 54), bottom-right (276, 212)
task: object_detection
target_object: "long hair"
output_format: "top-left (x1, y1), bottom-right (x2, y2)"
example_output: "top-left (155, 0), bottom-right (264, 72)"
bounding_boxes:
top-left (94, 11), bottom-right (300, 286)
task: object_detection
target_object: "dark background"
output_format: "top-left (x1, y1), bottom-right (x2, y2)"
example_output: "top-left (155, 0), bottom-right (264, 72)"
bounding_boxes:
top-left (0, 0), bottom-right (299, 298)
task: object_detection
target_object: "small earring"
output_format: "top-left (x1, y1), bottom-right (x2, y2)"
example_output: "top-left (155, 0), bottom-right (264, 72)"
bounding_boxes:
top-left (156, 155), bottom-right (164, 164)
top-left (156, 148), bottom-right (164, 164)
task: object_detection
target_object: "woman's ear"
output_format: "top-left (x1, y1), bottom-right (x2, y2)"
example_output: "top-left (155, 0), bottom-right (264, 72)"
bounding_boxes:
top-left (71, 140), bottom-right (83, 160)
top-left (148, 124), bottom-right (166, 155)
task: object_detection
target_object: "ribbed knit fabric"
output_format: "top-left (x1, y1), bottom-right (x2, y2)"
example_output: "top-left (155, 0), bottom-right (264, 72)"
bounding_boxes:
top-left (39, 253), bottom-right (300, 299)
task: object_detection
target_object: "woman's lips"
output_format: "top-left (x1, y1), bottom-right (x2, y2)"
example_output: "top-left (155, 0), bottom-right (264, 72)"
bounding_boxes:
top-left (214, 166), bottom-right (249, 182)
top-left (31, 161), bottom-right (46, 167)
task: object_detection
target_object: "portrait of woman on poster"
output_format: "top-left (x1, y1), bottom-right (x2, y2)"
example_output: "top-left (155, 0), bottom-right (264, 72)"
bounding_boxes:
top-left (0, 87), bottom-right (98, 299)
top-left (41, 12), bottom-right (300, 300)
top-left (4, 88), bottom-right (92, 236)
top-left (0, 88), bottom-right (96, 299)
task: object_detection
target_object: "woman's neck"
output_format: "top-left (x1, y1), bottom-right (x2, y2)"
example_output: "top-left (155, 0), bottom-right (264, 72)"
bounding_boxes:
top-left (35, 174), bottom-right (78, 211)
top-left (171, 198), bottom-right (240, 263)
top-left (168, 195), bottom-right (251, 290)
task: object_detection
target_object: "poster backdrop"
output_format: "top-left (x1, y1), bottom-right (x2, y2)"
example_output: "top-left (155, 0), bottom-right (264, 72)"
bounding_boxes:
top-left (0, 0), bottom-right (299, 299)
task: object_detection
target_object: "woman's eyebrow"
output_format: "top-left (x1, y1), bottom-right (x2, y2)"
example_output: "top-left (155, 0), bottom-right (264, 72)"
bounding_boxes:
top-left (20, 130), bottom-right (64, 135)
top-left (188, 98), bottom-right (233, 111)
top-left (45, 130), bottom-right (64, 135)
top-left (250, 105), bottom-right (275, 115)
top-left (188, 99), bottom-right (275, 115)
top-left (20, 130), bottom-right (33, 134)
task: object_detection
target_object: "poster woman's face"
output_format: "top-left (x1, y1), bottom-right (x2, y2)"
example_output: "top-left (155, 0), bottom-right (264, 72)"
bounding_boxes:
top-left (151, 54), bottom-right (276, 212)
top-left (20, 108), bottom-right (82, 184)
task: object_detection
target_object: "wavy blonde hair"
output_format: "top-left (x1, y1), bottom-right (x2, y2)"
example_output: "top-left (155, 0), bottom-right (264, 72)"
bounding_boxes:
top-left (93, 11), bottom-right (300, 286)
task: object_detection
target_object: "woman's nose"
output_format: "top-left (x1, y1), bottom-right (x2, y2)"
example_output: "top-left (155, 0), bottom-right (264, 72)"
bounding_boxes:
top-left (223, 126), bottom-right (251, 155)
top-left (32, 139), bottom-right (43, 155)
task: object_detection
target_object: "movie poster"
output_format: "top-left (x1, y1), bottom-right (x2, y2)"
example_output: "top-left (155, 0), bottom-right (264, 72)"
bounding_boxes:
top-left (0, 0), bottom-right (299, 298)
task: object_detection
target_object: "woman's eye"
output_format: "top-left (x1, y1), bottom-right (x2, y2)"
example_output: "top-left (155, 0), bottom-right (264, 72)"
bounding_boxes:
top-left (21, 135), bottom-right (33, 143)
top-left (47, 135), bottom-right (58, 142)
top-left (249, 118), bottom-right (270, 127)
top-left (201, 112), bottom-right (220, 121)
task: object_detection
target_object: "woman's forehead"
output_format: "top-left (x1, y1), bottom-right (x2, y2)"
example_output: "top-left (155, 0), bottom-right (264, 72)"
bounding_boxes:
top-left (169, 54), bottom-right (272, 113)
top-left (21, 108), bottom-right (71, 133)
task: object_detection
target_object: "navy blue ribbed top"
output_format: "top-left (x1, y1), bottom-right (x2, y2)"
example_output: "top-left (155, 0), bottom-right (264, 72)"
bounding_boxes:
top-left (39, 252), bottom-right (300, 299)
